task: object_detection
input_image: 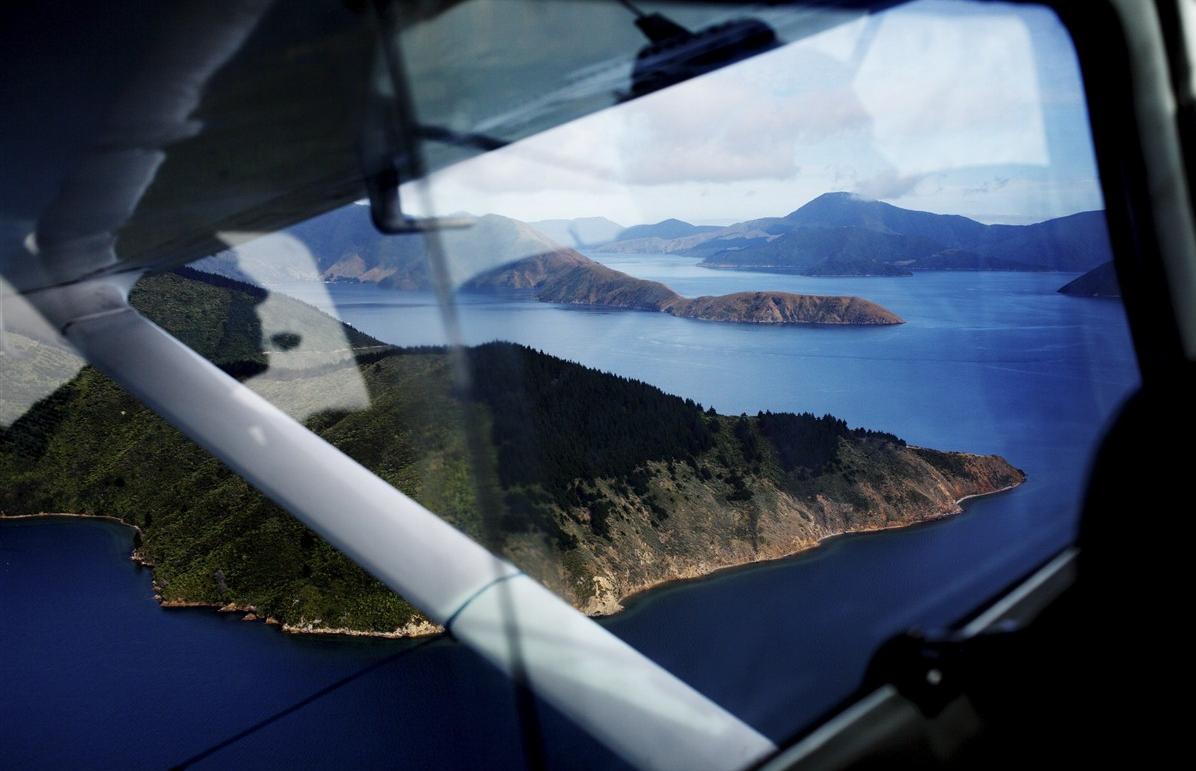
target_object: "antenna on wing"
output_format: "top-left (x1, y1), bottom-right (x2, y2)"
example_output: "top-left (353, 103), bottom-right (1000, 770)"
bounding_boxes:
top-left (614, 0), bottom-right (780, 102)
top-left (617, 0), bottom-right (694, 44)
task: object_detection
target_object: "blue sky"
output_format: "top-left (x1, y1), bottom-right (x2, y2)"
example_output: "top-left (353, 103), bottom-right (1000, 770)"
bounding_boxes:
top-left (414, 0), bottom-right (1102, 226)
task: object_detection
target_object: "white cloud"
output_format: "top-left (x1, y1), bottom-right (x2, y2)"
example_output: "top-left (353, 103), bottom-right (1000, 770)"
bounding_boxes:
top-left (852, 3), bottom-right (1049, 175)
top-left (853, 170), bottom-right (926, 200)
top-left (610, 45), bottom-right (870, 185)
top-left (429, 117), bottom-right (624, 195)
top-left (411, 0), bottom-right (1098, 225)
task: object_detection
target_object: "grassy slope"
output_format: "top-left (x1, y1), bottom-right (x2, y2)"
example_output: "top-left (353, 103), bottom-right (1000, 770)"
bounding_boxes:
top-left (0, 270), bottom-right (1022, 631)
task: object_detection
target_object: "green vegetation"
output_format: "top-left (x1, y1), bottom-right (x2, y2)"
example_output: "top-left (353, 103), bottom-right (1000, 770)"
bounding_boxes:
top-left (0, 269), bottom-right (1023, 632)
top-left (470, 343), bottom-right (714, 491)
top-left (757, 411), bottom-right (904, 472)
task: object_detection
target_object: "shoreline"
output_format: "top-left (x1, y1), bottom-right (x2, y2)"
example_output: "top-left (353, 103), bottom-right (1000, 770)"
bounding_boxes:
top-left (542, 296), bottom-right (904, 327)
top-left (0, 480), bottom-right (1021, 640)
top-left (0, 512), bottom-right (144, 535)
top-left (610, 479), bottom-right (1024, 612)
top-left (0, 512), bottom-right (442, 640)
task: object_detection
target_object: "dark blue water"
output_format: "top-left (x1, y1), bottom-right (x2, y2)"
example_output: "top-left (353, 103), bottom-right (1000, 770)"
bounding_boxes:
top-left (1, 260), bottom-right (1139, 768)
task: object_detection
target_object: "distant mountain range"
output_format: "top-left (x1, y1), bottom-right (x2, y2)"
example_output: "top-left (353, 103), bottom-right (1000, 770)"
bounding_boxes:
top-left (194, 194), bottom-right (1114, 323)
top-left (461, 249), bottom-right (903, 326)
top-left (595, 193), bottom-right (1113, 276)
top-left (197, 204), bottom-right (904, 326)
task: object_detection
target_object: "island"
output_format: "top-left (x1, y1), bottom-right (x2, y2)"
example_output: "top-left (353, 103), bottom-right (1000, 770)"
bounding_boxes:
top-left (0, 270), bottom-right (1021, 636)
top-left (1059, 261), bottom-right (1120, 298)
top-left (462, 249), bottom-right (904, 325)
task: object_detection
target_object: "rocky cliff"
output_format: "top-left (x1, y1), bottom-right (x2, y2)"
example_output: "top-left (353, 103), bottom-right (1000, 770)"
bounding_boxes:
top-left (517, 439), bottom-right (1022, 616)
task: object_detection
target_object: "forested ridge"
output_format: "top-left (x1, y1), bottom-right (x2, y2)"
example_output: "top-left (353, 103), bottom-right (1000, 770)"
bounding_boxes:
top-left (0, 270), bottom-right (1023, 632)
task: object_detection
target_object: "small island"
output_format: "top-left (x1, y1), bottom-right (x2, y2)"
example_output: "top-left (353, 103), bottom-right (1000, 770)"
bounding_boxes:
top-left (462, 250), bottom-right (904, 326)
top-left (1059, 261), bottom-right (1120, 298)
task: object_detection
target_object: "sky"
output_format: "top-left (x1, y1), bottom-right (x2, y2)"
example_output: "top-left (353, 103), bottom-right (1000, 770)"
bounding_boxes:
top-left (409, 0), bottom-right (1103, 227)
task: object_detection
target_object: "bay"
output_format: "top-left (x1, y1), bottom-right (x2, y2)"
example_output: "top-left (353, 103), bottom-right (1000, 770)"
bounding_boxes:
top-left (0, 258), bottom-right (1139, 768)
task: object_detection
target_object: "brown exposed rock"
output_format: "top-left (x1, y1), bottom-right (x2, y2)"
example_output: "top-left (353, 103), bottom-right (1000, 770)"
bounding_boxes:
top-left (512, 446), bottom-right (1023, 615)
top-left (462, 250), bottom-right (903, 325)
top-left (668, 292), bottom-right (903, 325)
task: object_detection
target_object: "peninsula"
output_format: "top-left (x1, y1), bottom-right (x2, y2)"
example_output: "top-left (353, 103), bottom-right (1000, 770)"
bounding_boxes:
top-left (0, 270), bottom-right (1020, 636)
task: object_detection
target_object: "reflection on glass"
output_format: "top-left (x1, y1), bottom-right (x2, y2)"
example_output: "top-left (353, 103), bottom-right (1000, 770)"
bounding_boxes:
top-left (1, 1), bottom-right (1141, 768)
top-left (0, 275), bottom-right (85, 427)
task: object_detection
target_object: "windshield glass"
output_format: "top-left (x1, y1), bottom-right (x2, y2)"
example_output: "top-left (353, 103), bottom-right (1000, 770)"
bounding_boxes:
top-left (1, 1), bottom-right (1138, 768)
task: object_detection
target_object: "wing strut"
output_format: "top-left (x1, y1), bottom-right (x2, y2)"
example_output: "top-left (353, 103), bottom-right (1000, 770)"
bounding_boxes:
top-left (28, 278), bottom-right (777, 771)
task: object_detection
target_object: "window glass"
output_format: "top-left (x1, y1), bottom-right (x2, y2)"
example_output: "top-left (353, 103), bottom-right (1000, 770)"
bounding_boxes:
top-left (1, 1), bottom-right (1138, 768)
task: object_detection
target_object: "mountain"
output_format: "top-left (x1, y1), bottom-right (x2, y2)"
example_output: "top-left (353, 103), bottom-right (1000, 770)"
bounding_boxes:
top-left (463, 250), bottom-right (904, 325)
top-left (1059, 261), bottom-right (1120, 297)
top-left (780, 192), bottom-right (991, 248)
top-left (1, 270), bottom-right (1021, 632)
top-left (529, 217), bottom-right (625, 248)
top-left (195, 206), bottom-right (565, 290)
top-left (611, 218), bottom-right (722, 243)
top-left (595, 216), bottom-right (783, 255)
top-left (594, 193), bottom-right (1112, 276)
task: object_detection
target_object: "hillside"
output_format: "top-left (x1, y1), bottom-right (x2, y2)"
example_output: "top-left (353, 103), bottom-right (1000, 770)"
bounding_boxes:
top-left (595, 193), bottom-right (1112, 276)
top-left (463, 250), bottom-right (904, 325)
top-left (672, 293), bottom-right (904, 325)
top-left (594, 217), bottom-right (783, 255)
top-left (701, 227), bottom-right (923, 276)
top-left (0, 271), bottom-right (1021, 633)
top-left (780, 192), bottom-right (990, 247)
top-left (978, 210), bottom-right (1114, 271)
top-left (609, 218), bottom-right (721, 243)
top-left (1059, 261), bottom-right (1120, 298)
top-left (529, 254), bottom-right (681, 311)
